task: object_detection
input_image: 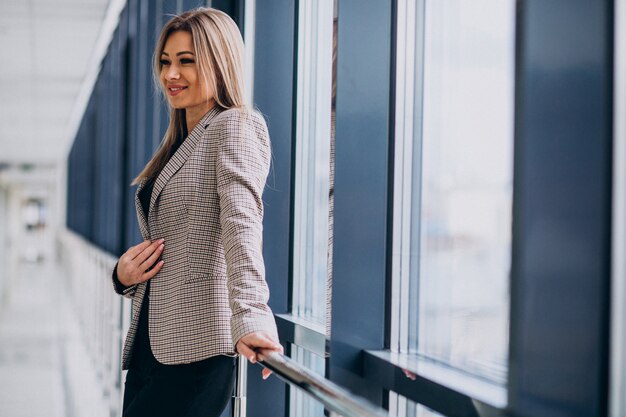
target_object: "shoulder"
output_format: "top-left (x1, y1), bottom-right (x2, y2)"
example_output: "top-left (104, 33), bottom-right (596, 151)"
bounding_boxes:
top-left (210, 107), bottom-right (268, 134)
top-left (205, 107), bottom-right (271, 163)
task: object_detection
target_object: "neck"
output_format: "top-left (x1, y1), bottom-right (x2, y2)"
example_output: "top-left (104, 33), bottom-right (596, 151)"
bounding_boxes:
top-left (185, 100), bottom-right (216, 132)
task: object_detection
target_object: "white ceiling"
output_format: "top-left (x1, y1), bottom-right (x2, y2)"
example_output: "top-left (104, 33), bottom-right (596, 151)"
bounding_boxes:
top-left (0, 0), bottom-right (110, 165)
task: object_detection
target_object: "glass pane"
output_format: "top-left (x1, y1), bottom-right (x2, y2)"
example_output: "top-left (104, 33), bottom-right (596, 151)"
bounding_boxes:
top-left (289, 344), bottom-right (326, 417)
top-left (292, 0), bottom-right (334, 326)
top-left (389, 391), bottom-right (444, 417)
top-left (416, 404), bottom-right (444, 417)
top-left (415, 0), bottom-right (515, 383)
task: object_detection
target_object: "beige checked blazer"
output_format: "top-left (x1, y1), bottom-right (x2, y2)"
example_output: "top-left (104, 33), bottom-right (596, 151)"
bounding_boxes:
top-left (112, 106), bottom-right (278, 370)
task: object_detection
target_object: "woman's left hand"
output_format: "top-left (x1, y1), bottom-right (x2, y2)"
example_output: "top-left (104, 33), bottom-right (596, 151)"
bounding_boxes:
top-left (236, 331), bottom-right (284, 380)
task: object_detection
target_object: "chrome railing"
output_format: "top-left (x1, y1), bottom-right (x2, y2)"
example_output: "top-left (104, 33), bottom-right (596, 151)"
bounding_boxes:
top-left (247, 349), bottom-right (389, 417)
top-left (59, 228), bottom-right (389, 417)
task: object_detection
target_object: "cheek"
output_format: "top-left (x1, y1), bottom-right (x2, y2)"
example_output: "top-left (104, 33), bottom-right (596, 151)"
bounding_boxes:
top-left (198, 78), bottom-right (213, 99)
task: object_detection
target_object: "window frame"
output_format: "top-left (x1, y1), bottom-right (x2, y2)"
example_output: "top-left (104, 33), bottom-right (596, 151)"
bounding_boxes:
top-left (329, 0), bottom-right (613, 416)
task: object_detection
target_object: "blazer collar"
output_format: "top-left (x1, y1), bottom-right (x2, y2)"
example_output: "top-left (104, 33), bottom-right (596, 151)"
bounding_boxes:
top-left (135, 105), bottom-right (223, 236)
top-left (135, 186), bottom-right (149, 239)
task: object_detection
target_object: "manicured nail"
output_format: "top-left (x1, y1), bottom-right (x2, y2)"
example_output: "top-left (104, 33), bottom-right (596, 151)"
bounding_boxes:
top-left (249, 355), bottom-right (256, 363)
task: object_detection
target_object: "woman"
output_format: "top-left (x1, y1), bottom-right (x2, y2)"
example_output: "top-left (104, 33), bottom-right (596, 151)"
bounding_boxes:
top-left (110, 7), bottom-right (282, 417)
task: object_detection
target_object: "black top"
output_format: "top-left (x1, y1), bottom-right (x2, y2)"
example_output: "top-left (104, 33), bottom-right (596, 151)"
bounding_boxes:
top-left (130, 178), bottom-right (157, 372)
top-left (115, 140), bottom-right (181, 372)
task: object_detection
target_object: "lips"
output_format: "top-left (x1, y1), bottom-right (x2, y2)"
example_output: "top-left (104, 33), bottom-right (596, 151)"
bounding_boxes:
top-left (167, 85), bottom-right (188, 96)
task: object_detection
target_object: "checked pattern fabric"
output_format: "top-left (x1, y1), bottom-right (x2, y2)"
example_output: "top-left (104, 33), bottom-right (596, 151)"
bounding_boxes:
top-left (112, 106), bottom-right (278, 370)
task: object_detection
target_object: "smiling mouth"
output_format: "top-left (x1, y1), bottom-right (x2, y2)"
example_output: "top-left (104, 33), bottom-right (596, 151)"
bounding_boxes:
top-left (169, 86), bottom-right (187, 91)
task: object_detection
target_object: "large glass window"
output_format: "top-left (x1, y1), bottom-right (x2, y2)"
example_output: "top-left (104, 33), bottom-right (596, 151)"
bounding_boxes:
top-left (288, 344), bottom-right (326, 417)
top-left (389, 392), bottom-right (444, 417)
top-left (291, 0), bottom-right (334, 327)
top-left (289, 0), bottom-right (335, 415)
top-left (391, 0), bottom-right (516, 384)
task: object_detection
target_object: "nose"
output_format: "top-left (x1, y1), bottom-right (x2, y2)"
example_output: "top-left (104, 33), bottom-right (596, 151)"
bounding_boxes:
top-left (164, 64), bottom-right (180, 80)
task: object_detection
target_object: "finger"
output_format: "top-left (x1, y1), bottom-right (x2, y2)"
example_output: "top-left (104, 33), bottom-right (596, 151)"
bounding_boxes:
top-left (255, 347), bottom-right (283, 365)
top-left (245, 332), bottom-right (282, 350)
top-left (236, 341), bottom-right (258, 364)
top-left (134, 239), bottom-right (164, 265)
top-left (257, 347), bottom-right (283, 362)
top-left (127, 240), bottom-right (152, 259)
top-left (139, 243), bottom-right (164, 271)
top-left (140, 261), bottom-right (164, 282)
top-left (262, 368), bottom-right (273, 380)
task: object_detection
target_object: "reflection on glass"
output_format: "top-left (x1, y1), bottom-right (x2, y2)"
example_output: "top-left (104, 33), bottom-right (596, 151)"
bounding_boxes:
top-left (415, 0), bottom-right (515, 383)
top-left (288, 344), bottom-right (325, 417)
top-left (389, 391), bottom-right (444, 417)
top-left (292, 0), bottom-right (334, 326)
top-left (416, 404), bottom-right (444, 417)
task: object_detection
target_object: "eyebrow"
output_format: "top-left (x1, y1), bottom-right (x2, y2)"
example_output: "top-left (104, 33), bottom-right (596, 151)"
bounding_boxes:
top-left (161, 51), bottom-right (195, 56)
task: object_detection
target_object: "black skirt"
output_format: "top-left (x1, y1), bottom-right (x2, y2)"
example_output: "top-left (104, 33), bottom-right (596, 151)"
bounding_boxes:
top-left (122, 282), bottom-right (236, 417)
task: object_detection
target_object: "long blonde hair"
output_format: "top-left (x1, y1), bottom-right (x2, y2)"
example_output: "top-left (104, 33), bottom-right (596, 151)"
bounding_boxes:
top-left (133, 7), bottom-right (247, 184)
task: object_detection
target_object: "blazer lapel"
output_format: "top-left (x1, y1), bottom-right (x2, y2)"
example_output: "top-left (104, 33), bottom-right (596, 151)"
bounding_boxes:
top-left (148, 106), bottom-right (223, 224)
top-left (135, 179), bottom-right (150, 239)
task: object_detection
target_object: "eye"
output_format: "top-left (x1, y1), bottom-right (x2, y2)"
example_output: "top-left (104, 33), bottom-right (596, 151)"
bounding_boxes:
top-left (160, 59), bottom-right (171, 66)
top-left (180, 58), bottom-right (195, 64)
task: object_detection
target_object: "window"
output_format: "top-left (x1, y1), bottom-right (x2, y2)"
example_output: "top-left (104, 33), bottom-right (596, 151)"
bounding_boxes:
top-left (391, 0), bottom-right (516, 384)
top-left (288, 344), bottom-right (326, 417)
top-left (389, 392), bottom-right (444, 417)
top-left (289, 0), bottom-right (335, 415)
top-left (291, 0), bottom-right (334, 327)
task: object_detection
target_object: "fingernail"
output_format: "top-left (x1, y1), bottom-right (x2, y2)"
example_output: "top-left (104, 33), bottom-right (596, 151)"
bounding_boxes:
top-left (249, 355), bottom-right (255, 363)
top-left (159, 238), bottom-right (165, 243)
top-left (263, 374), bottom-right (268, 380)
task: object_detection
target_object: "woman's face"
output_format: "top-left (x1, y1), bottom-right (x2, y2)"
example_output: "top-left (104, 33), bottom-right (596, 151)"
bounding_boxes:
top-left (159, 31), bottom-right (215, 113)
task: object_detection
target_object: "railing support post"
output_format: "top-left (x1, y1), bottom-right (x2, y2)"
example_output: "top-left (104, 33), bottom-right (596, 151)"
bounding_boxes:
top-left (233, 355), bottom-right (247, 417)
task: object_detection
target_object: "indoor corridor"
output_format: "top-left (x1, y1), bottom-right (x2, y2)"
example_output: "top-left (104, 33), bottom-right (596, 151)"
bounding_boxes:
top-left (0, 259), bottom-right (111, 417)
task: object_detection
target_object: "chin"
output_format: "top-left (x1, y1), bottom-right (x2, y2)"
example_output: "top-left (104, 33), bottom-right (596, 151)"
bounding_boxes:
top-left (168, 101), bottom-right (188, 110)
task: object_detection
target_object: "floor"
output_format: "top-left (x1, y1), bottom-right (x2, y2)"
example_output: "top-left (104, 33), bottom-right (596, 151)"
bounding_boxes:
top-left (0, 260), bottom-right (110, 417)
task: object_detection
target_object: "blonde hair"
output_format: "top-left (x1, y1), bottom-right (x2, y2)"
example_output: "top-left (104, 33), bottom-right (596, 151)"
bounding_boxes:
top-left (133, 7), bottom-right (247, 184)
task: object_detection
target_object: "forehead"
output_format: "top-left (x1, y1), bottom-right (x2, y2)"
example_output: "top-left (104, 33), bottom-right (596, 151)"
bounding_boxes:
top-left (162, 31), bottom-right (194, 53)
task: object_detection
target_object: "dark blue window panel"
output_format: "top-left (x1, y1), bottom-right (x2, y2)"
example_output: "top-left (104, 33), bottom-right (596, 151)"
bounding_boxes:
top-left (116, 7), bottom-right (131, 256)
top-left (509, 1), bottom-right (613, 416)
top-left (245, 1), bottom-right (296, 416)
top-left (107, 25), bottom-right (125, 256)
top-left (183, 0), bottom-right (208, 12)
top-left (211, 0), bottom-right (243, 31)
top-left (254, 0), bottom-right (294, 319)
top-left (92, 74), bottom-right (108, 250)
top-left (124, 0), bottom-right (147, 248)
top-left (136, 0), bottom-right (153, 166)
top-left (144, 0), bottom-right (159, 154)
top-left (161, 0), bottom-right (179, 16)
top-left (328, 0), bottom-right (392, 407)
top-left (67, 97), bottom-right (96, 240)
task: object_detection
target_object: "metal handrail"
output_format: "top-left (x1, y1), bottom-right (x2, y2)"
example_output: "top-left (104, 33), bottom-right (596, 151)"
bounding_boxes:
top-left (254, 349), bottom-right (389, 417)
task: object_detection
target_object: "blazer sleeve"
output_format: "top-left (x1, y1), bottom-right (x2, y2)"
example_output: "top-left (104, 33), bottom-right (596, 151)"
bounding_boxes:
top-left (111, 262), bottom-right (137, 298)
top-left (215, 109), bottom-right (279, 347)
